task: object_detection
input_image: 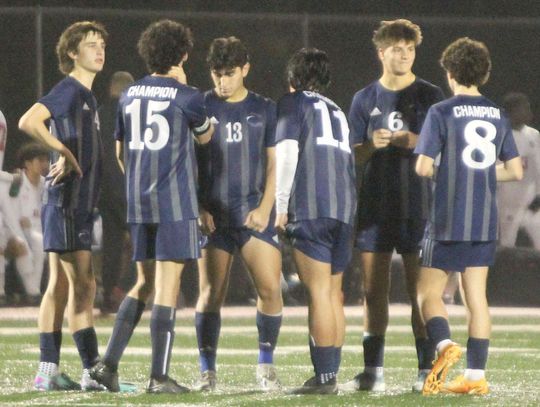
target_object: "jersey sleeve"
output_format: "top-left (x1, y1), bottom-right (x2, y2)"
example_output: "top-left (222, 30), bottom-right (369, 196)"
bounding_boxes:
top-left (276, 93), bottom-right (301, 143)
top-left (184, 91), bottom-right (210, 137)
top-left (38, 82), bottom-right (75, 119)
top-left (415, 107), bottom-right (443, 158)
top-left (498, 119), bottom-right (520, 161)
top-left (348, 91), bottom-right (369, 145)
top-left (264, 100), bottom-right (277, 148)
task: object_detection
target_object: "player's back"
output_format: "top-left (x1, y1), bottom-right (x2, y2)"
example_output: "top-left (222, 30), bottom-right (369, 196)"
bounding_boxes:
top-left (423, 95), bottom-right (518, 241)
top-left (117, 75), bottom-right (204, 224)
top-left (276, 90), bottom-right (356, 225)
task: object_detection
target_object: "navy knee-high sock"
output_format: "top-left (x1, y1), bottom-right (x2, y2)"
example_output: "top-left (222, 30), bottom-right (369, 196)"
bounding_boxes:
top-left (195, 312), bottom-right (221, 372)
top-left (150, 305), bottom-right (176, 380)
top-left (256, 311), bottom-right (282, 364)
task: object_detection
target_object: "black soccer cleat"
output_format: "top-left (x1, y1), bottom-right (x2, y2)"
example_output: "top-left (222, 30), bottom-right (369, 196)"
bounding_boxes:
top-left (89, 361), bottom-right (120, 392)
top-left (288, 376), bottom-right (338, 395)
top-left (146, 376), bottom-right (191, 394)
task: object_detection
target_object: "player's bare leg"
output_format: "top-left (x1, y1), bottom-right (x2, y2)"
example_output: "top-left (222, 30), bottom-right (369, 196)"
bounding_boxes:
top-left (34, 252), bottom-right (78, 391)
top-left (290, 249), bottom-right (337, 394)
top-left (331, 273), bottom-right (345, 375)
top-left (442, 266), bottom-right (490, 395)
top-left (241, 237), bottom-right (283, 390)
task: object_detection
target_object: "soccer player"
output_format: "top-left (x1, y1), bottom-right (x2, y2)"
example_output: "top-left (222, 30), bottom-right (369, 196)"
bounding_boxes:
top-left (415, 37), bottom-right (522, 395)
top-left (194, 36), bottom-right (283, 392)
top-left (89, 20), bottom-right (213, 394)
top-left (498, 92), bottom-right (540, 249)
top-left (342, 19), bottom-right (445, 392)
top-left (18, 21), bottom-right (107, 391)
top-left (275, 48), bottom-right (357, 394)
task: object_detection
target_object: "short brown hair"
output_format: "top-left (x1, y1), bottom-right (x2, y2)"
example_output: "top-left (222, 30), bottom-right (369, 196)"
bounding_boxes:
top-left (56, 21), bottom-right (108, 75)
top-left (440, 37), bottom-right (491, 87)
top-left (372, 19), bottom-right (422, 49)
top-left (207, 37), bottom-right (249, 70)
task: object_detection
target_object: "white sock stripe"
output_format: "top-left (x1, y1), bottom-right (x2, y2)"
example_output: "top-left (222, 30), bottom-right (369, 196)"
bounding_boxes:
top-left (163, 331), bottom-right (171, 375)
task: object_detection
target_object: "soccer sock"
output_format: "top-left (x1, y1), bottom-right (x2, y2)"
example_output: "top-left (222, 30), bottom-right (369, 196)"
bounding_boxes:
top-left (334, 346), bottom-right (342, 374)
top-left (256, 311), bottom-right (282, 364)
top-left (416, 337), bottom-right (436, 370)
top-left (466, 337), bottom-right (489, 374)
top-left (425, 317), bottom-right (452, 352)
top-left (150, 304), bottom-right (176, 380)
top-left (103, 296), bottom-right (146, 371)
top-left (38, 362), bottom-right (58, 376)
top-left (309, 341), bottom-right (336, 385)
top-left (72, 327), bottom-right (100, 369)
top-left (363, 333), bottom-right (385, 371)
top-left (195, 311), bottom-right (221, 372)
top-left (40, 331), bottom-right (61, 365)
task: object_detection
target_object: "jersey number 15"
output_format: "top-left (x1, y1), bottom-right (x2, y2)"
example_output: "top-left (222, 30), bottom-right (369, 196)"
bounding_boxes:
top-left (126, 99), bottom-right (171, 151)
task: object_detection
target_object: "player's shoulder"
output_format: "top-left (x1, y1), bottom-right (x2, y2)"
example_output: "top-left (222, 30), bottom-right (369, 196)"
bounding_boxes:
top-left (352, 81), bottom-right (378, 101)
top-left (45, 77), bottom-right (80, 99)
top-left (247, 91), bottom-right (276, 108)
top-left (414, 78), bottom-right (442, 93)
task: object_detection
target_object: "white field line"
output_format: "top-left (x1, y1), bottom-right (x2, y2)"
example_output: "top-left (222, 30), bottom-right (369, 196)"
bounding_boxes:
top-left (21, 344), bottom-right (540, 357)
top-left (1, 323), bottom-right (540, 336)
top-left (1, 304), bottom-right (540, 320)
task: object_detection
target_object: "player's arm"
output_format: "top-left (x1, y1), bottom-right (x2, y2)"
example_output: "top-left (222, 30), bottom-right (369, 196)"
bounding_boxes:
top-left (415, 154), bottom-right (435, 178)
top-left (390, 130), bottom-right (418, 149)
top-left (245, 147), bottom-right (276, 232)
top-left (275, 140), bottom-right (299, 231)
top-left (115, 140), bottom-right (125, 174)
top-left (496, 157), bottom-right (523, 181)
top-left (195, 123), bottom-right (214, 145)
top-left (18, 103), bottom-right (82, 183)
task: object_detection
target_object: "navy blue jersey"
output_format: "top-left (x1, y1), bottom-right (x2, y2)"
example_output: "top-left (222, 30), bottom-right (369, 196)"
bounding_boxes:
top-left (415, 95), bottom-right (519, 241)
top-left (276, 91), bottom-right (357, 225)
top-left (39, 76), bottom-right (102, 213)
top-left (349, 78), bottom-right (444, 222)
top-left (198, 91), bottom-right (276, 227)
top-left (115, 75), bottom-right (210, 223)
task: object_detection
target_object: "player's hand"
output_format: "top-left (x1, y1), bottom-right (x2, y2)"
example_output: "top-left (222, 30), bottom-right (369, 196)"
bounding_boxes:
top-left (168, 65), bottom-right (187, 85)
top-left (5, 237), bottom-right (27, 258)
top-left (529, 195), bottom-right (540, 212)
top-left (199, 209), bottom-right (216, 235)
top-left (20, 217), bottom-right (31, 229)
top-left (244, 207), bottom-right (270, 233)
top-left (49, 150), bottom-right (82, 185)
top-left (274, 213), bottom-right (288, 233)
top-left (390, 130), bottom-right (417, 148)
top-left (372, 129), bottom-right (392, 149)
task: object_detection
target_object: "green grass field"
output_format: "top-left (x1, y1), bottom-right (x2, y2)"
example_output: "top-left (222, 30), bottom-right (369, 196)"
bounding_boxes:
top-left (0, 305), bottom-right (539, 406)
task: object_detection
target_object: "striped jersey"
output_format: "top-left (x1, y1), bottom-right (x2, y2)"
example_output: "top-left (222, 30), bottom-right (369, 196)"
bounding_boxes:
top-left (415, 95), bottom-right (519, 241)
top-left (198, 90), bottom-right (276, 228)
top-left (115, 75), bottom-right (210, 223)
top-left (349, 78), bottom-right (444, 222)
top-left (39, 76), bottom-right (102, 213)
top-left (276, 90), bottom-right (357, 225)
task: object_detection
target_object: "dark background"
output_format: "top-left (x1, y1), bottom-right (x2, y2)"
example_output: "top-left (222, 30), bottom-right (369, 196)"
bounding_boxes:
top-left (2, 1), bottom-right (540, 169)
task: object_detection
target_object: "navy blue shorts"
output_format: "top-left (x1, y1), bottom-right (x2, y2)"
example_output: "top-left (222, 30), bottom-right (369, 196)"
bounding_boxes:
top-left (130, 219), bottom-right (201, 261)
top-left (421, 238), bottom-right (496, 272)
top-left (356, 219), bottom-right (425, 254)
top-left (42, 205), bottom-right (94, 253)
top-left (286, 218), bottom-right (353, 274)
top-left (208, 225), bottom-right (280, 254)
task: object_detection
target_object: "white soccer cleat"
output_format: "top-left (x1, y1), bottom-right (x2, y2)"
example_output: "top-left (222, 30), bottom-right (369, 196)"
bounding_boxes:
top-left (256, 363), bottom-right (282, 391)
top-left (193, 370), bottom-right (216, 392)
top-left (339, 371), bottom-right (385, 392)
top-left (412, 369), bottom-right (430, 392)
top-left (81, 368), bottom-right (106, 391)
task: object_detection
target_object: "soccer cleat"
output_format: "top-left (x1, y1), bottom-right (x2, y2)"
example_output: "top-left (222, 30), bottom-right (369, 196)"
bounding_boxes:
top-left (89, 361), bottom-right (119, 392)
top-left (146, 376), bottom-right (190, 394)
top-left (412, 369), bottom-right (430, 392)
top-left (442, 375), bottom-right (489, 395)
top-left (339, 371), bottom-right (385, 392)
top-left (193, 370), bottom-right (216, 392)
top-left (256, 363), bottom-right (282, 391)
top-left (34, 371), bottom-right (81, 391)
top-left (422, 342), bottom-right (462, 395)
top-left (81, 368), bottom-right (106, 391)
top-left (288, 376), bottom-right (338, 395)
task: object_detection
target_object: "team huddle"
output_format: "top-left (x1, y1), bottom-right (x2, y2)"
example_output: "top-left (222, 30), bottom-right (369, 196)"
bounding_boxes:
top-left (16, 17), bottom-right (522, 396)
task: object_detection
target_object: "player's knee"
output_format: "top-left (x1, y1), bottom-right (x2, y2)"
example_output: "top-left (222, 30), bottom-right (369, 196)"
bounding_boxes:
top-left (257, 282), bottom-right (282, 305)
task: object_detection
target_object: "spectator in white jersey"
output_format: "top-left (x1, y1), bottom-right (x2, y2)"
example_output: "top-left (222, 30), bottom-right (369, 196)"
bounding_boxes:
top-left (498, 92), bottom-right (540, 249)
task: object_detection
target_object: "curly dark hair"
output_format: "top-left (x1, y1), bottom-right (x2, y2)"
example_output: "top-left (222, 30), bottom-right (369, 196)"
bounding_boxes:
top-left (440, 37), bottom-right (491, 87)
top-left (372, 19), bottom-right (422, 49)
top-left (207, 37), bottom-right (249, 70)
top-left (137, 19), bottom-right (193, 74)
top-left (287, 48), bottom-right (330, 92)
top-left (17, 142), bottom-right (49, 167)
top-left (56, 21), bottom-right (108, 75)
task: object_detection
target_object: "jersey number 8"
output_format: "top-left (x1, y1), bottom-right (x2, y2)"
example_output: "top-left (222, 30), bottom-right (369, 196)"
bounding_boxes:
top-left (462, 119), bottom-right (496, 169)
